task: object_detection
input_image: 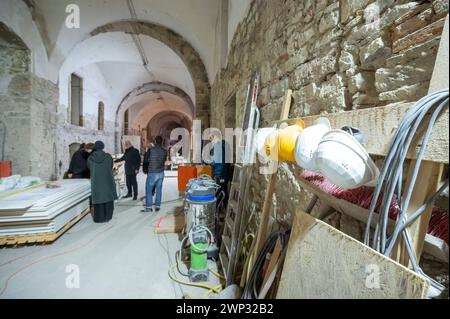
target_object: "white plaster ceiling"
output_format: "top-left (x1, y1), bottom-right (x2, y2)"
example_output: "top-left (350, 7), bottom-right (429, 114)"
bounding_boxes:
top-left (27, 0), bottom-right (221, 83)
top-left (60, 32), bottom-right (196, 108)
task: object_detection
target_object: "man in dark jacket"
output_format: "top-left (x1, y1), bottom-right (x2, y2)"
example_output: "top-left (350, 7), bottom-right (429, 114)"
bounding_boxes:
top-left (209, 132), bottom-right (232, 205)
top-left (115, 140), bottom-right (141, 200)
top-left (142, 136), bottom-right (167, 212)
top-left (87, 141), bottom-right (118, 223)
top-left (68, 143), bottom-right (94, 179)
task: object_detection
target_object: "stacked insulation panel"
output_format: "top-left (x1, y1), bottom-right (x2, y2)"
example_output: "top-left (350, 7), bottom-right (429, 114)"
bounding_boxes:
top-left (0, 180), bottom-right (91, 236)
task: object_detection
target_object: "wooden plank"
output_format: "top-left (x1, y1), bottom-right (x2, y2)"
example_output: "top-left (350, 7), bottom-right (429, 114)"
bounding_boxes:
top-left (274, 102), bottom-right (448, 163)
top-left (298, 176), bottom-right (449, 262)
top-left (277, 211), bottom-right (430, 299)
top-left (396, 162), bottom-right (443, 266)
top-left (260, 238), bottom-right (282, 292)
top-left (222, 235), bottom-right (231, 256)
top-left (228, 199), bottom-right (238, 213)
top-left (279, 89), bottom-right (293, 122)
top-left (219, 252), bottom-right (229, 279)
top-left (429, 15), bottom-right (449, 93)
top-left (252, 90), bottom-right (293, 268)
top-left (155, 214), bottom-right (185, 234)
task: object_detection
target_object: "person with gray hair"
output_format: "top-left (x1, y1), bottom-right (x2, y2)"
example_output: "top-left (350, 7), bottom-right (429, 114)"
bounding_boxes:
top-left (115, 140), bottom-right (141, 200)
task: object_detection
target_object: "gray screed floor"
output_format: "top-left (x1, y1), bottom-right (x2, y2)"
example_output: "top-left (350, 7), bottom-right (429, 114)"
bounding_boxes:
top-left (0, 172), bottom-right (220, 299)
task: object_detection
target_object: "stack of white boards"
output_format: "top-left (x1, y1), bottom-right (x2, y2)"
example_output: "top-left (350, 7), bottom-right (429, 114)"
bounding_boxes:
top-left (0, 180), bottom-right (91, 236)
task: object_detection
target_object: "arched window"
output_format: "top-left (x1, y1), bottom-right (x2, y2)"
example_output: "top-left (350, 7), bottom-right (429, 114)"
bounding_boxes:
top-left (98, 101), bottom-right (104, 130)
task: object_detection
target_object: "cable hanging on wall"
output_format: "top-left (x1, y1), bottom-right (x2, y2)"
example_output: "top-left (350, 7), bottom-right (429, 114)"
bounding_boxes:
top-left (364, 89), bottom-right (449, 297)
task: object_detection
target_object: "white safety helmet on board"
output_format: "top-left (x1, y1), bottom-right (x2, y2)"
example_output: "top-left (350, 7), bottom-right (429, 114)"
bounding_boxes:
top-left (294, 117), bottom-right (331, 171)
top-left (313, 129), bottom-right (379, 189)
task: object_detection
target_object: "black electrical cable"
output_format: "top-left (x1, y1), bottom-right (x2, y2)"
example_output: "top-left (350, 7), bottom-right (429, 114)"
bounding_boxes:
top-left (242, 229), bottom-right (290, 299)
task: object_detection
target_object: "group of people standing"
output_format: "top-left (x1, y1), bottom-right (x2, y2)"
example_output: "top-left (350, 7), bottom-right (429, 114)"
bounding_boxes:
top-left (67, 137), bottom-right (168, 223)
top-left (114, 137), bottom-right (168, 213)
top-left (67, 133), bottom-right (232, 224)
top-left (68, 141), bottom-right (118, 223)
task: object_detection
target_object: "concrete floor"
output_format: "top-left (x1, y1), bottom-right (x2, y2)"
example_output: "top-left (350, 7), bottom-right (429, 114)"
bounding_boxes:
top-left (0, 171), bottom-right (221, 299)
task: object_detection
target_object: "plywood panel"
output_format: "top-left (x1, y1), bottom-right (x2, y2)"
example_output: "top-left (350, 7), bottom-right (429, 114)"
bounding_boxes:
top-left (277, 211), bottom-right (430, 299)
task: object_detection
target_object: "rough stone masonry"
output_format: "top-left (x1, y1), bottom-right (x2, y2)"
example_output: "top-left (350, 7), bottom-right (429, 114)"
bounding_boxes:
top-left (211, 0), bottom-right (449, 292)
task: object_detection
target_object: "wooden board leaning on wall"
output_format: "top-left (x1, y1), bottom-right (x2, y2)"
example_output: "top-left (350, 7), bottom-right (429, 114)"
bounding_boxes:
top-left (277, 211), bottom-right (430, 299)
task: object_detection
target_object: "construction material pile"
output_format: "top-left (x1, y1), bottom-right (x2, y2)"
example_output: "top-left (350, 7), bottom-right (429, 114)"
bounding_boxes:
top-left (0, 179), bottom-right (91, 236)
top-left (0, 175), bottom-right (42, 193)
top-left (301, 171), bottom-right (449, 244)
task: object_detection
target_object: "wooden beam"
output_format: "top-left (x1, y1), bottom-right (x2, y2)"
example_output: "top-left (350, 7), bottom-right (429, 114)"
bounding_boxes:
top-left (279, 89), bottom-right (293, 124)
top-left (155, 214), bottom-right (185, 234)
top-left (395, 162), bottom-right (444, 266)
top-left (251, 90), bottom-right (293, 268)
top-left (277, 211), bottom-right (430, 299)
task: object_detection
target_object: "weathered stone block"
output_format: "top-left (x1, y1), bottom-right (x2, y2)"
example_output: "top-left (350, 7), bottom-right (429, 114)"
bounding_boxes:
top-left (341, 0), bottom-right (372, 23)
top-left (339, 50), bottom-right (357, 72)
top-left (379, 83), bottom-right (429, 102)
top-left (283, 46), bottom-right (309, 73)
top-left (393, 8), bottom-right (433, 41)
top-left (433, 0), bottom-right (450, 18)
top-left (349, 71), bottom-right (376, 94)
top-left (269, 78), bottom-right (290, 99)
top-left (319, 3), bottom-right (340, 33)
top-left (379, 2), bottom-right (421, 29)
top-left (360, 37), bottom-right (391, 69)
top-left (375, 65), bottom-right (433, 93)
top-left (352, 92), bottom-right (380, 106)
top-left (292, 74), bottom-right (347, 116)
top-left (394, 3), bottom-right (431, 26)
top-left (312, 29), bottom-right (343, 54)
top-left (386, 37), bottom-right (440, 68)
top-left (260, 87), bottom-right (269, 106)
top-left (292, 51), bottom-right (337, 88)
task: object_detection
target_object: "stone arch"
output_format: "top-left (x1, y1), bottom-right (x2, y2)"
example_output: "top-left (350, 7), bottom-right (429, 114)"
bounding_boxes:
top-left (91, 20), bottom-right (211, 126)
top-left (115, 81), bottom-right (195, 152)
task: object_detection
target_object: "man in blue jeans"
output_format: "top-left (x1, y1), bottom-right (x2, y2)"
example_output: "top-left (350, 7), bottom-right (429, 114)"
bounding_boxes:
top-left (142, 136), bottom-right (167, 212)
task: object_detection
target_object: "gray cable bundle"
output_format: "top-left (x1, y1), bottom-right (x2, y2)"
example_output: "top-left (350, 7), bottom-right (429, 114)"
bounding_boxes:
top-left (364, 90), bottom-right (449, 297)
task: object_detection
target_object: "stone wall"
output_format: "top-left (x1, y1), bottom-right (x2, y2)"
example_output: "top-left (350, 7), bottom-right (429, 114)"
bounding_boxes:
top-left (1, 22), bottom-right (115, 181)
top-left (211, 0), bottom-right (448, 288)
top-left (213, 0), bottom-right (447, 218)
top-left (1, 22), bottom-right (32, 176)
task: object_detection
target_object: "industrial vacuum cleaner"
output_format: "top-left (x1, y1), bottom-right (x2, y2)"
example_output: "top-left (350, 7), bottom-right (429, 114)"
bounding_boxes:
top-left (183, 175), bottom-right (222, 282)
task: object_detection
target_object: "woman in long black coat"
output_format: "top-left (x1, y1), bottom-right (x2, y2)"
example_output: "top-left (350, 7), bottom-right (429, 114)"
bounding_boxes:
top-left (87, 141), bottom-right (118, 223)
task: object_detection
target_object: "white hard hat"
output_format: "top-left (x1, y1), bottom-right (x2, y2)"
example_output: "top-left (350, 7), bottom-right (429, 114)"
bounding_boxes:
top-left (255, 127), bottom-right (277, 161)
top-left (294, 117), bottom-right (331, 171)
top-left (313, 130), bottom-right (379, 189)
